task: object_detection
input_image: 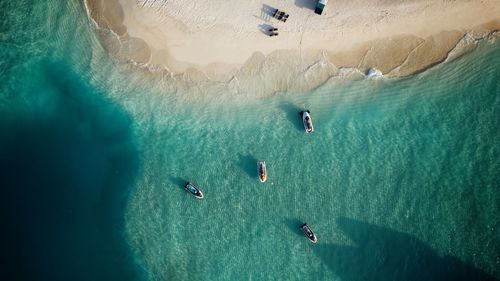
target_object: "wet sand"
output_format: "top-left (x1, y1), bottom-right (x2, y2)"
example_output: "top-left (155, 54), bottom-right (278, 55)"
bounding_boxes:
top-left (84, 0), bottom-right (500, 95)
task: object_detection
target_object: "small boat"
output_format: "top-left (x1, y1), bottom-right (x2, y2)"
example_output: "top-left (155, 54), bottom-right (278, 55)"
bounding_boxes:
top-left (258, 161), bottom-right (267, 183)
top-left (300, 110), bottom-right (314, 133)
top-left (184, 182), bottom-right (204, 199)
top-left (300, 223), bottom-right (317, 243)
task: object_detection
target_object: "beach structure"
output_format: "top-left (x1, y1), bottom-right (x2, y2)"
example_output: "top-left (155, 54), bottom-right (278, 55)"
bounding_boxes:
top-left (315, 0), bottom-right (328, 15)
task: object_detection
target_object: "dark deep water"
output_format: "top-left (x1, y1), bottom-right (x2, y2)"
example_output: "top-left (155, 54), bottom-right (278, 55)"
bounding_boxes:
top-left (0, 60), bottom-right (142, 281)
top-left (1, 0), bottom-right (144, 279)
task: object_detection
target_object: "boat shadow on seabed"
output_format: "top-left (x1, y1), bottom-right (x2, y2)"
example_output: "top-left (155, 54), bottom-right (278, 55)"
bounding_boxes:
top-left (278, 102), bottom-right (306, 132)
top-left (236, 153), bottom-right (259, 179)
top-left (312, 218), bottom-right (498, 281)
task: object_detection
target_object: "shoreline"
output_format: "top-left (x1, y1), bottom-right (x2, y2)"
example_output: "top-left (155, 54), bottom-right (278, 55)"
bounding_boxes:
top-left (84, 0), bottom-right (500, 95)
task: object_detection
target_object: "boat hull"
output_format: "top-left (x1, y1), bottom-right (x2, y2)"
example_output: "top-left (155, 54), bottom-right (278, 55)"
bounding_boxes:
top-left (258, 161), bottom-right (267, 183)
top-left (300, 110), bottom-right (314, 133)
top-left (184, 182), bottom-right (204, 199)
top-left (300, 223), bottom-right (317, 243)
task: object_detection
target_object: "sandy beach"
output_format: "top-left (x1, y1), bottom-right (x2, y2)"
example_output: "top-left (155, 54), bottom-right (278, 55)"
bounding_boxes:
top-left (85, 0), bottom-right (500, 93)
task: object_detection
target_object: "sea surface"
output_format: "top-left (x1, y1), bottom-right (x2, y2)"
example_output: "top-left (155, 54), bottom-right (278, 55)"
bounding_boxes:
top-left (0, 1), bottom-right (499, 281)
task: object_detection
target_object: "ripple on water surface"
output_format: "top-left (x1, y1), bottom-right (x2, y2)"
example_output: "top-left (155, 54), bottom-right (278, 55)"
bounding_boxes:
top-left (124, 42), bottom-right (500, 280)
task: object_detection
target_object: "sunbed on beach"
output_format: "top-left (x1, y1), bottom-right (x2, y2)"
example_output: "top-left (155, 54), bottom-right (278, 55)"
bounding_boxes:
top-left (272, 9), bottom-right (289, 22)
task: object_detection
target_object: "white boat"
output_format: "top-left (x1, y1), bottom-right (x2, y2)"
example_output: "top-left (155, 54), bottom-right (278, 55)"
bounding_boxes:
top-left (300, 110), bottom-right (314, 133)
top-left (258, 161), bottom-right (267, 183)
top-left (184, 182), bottom-right (204, 199)
top-left (300, 223), bottom-right (317, 243)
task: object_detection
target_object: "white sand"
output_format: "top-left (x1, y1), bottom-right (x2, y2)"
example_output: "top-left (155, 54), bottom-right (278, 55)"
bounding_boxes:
top-left (86, 0), bottom-right (500, 93)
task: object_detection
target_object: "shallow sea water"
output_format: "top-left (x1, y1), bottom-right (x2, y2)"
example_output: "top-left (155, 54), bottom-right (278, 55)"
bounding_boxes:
top-left (125, 41), bottom-right (500, 281)
top-left (0, 1), bottom-right (499, 281)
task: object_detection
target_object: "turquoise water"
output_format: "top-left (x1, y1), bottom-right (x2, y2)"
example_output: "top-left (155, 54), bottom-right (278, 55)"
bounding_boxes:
top-left (0, 1), bottom-right (499, 281)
